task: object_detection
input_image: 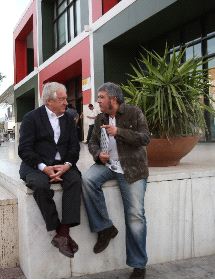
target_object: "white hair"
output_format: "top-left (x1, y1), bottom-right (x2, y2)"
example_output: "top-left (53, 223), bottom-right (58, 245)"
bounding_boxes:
top-left (42, 82), bottom-right (67, 104)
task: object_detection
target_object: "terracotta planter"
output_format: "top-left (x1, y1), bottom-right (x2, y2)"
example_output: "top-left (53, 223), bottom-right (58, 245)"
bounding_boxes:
top-left (147, 135), bottom-right (200, 167)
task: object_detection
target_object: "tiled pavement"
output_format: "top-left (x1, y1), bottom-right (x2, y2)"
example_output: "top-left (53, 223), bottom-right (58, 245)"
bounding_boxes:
top-left (1, 254), bottom-right (215, 279)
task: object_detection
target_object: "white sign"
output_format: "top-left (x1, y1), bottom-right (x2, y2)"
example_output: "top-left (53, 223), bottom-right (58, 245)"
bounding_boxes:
top-left (82, 77), bottom-right (91, 91)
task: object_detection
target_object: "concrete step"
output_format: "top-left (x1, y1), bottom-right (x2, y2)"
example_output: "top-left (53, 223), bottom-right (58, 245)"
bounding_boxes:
top-left (0, 186), bottom-right (18, 268)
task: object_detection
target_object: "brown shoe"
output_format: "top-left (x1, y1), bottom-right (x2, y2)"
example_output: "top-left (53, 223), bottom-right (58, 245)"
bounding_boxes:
top-left (68, 235), bottom-right (79, 253)
top-left (129, 268), bottom-right (146, 279)
top-left (51, 234), bottom-right (74, 258)
top-left (93, 225), bottom-right (118, 254)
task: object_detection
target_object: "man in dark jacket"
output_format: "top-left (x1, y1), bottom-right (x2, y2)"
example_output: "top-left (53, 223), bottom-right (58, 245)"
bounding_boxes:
top-left (82, 82), bottom-right (150, 279)
top-left (18, 82), bottom-right (81, 258)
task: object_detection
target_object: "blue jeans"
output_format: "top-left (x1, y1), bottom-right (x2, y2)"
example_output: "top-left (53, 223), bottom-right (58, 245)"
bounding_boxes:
top-left (82, 164), bottom-right (148, 268)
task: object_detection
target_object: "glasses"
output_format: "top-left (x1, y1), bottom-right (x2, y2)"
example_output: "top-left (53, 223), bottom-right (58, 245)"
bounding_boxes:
top-left (56, 97), bottom-right (67, 103)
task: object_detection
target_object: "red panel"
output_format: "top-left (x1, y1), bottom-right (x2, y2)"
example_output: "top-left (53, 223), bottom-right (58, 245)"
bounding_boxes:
top-left (14, 1), bottom-right (35, 39)
top-left (14, 0), bottom-right (38, 85)
top-left (44, 60), bottom-right (82, 84)
top-left (15, 40), bottom-right (27, 84)
top-left (39, 37), bottom-right (91, 95)
top-left (33, 11), bottom-right (38, 68)
top-left (15, 16), bottom-right (33, 40)
top-left (83, 89), bottom-right (91, 105)
top-left (102, 0), bottom-right (119, 13)
top-left (92, 0), bottom-right (103, 22)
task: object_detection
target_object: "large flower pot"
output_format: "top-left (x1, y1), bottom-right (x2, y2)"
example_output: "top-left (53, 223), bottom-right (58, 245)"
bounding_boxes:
top-left (147, 136), bottom-right (200, 167)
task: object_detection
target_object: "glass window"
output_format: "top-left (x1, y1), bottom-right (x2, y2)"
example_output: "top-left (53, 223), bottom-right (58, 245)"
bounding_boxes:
top-left (58, 1), bottom-right (66, 14)
top-left (193, 43), bottom-right (201, 57)
top-left (186, 46), bottom-right (193, 60)
top-left (57, 0), bottom-right (65, 6)
top-left (58, 14), bottom-right (67, 48)
top-left (69, 5), bottom-right (75, 40)
top-left (186, 42), bottom-right (201, 60)
top-left (208, 57), bottom-right (215, 69)
top-left (75, 0), bottom-right (82, 35)
top-left (207, 37), bottom-right (215, 55)
top-left (54, 0), bottom-right (82, 51)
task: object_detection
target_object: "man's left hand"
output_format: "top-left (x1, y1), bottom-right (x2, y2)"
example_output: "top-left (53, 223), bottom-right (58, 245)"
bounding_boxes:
top-left (101, 125), bottom-right (118, 136)
top-left (49, 164), bottom-right (70, 182)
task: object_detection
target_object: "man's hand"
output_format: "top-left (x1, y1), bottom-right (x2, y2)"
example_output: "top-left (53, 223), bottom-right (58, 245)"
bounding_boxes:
top-left (43, 165), bottom-right (63, 182)
top-left (101, 125), bottom-right (117, 136)
top-left (99, 152), bottom-right (110, 164)
top-left (49, 164), bottom-right (70, 182)
top-left (43, 166), bottom-right (57, 178)
top-left (43, 164), bottom-right (70, 183)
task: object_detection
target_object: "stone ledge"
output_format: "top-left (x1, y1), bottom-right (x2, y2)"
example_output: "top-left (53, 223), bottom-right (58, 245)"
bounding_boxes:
top-left (0, 186), bottom-right (18, 269)
top-left (1, 167), bottom-right (215, 277)
top-left (0, 186), bottom-right (17, 206)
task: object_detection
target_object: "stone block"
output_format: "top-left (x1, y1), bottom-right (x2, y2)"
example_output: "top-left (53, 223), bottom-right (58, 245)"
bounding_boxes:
top-left (0, 186), bottom-right (18, 268)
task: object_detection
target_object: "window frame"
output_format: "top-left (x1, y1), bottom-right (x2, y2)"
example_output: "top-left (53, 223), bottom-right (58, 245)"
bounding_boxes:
top-left (53, 0), bottom-right (80, 51)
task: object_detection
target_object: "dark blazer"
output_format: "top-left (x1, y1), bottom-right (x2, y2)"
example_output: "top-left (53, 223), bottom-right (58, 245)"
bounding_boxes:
top-left (18, 105), bottom-right (80, 179)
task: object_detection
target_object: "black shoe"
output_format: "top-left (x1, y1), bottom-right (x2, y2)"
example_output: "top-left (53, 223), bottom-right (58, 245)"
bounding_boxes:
top-left (51, 234), bottom-right (74, 258)
top-left (68, 235), bottom-right (79, 253)
top-left (93, 225), bottom-right (118, 254)
top-left (129, 268), bottom-right (146, 279)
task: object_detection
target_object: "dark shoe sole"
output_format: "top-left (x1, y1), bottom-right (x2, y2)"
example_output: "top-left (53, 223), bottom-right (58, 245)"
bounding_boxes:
top-left (94, 228), bottom-right (118, 254)
top-left (51, 240), bottom-right (74, 258)
top-left (129, 268), bottom-right (146, 279)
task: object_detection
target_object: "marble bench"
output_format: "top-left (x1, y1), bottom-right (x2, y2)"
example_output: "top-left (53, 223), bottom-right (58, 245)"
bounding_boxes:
top-left (17, 180), bottom-right (126, 279)
top-left (0, 185), bottom-right (18, 268)
top-left (1, 167), bottom-right (215, 278)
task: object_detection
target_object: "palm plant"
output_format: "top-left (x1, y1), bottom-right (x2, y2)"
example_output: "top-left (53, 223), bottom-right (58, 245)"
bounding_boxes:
top-left (122, 46), bottom-right (215, 138)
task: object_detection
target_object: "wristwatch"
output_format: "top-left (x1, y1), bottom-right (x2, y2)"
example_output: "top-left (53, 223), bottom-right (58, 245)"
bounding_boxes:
top-left (64, 162), bottom-right (72, 168)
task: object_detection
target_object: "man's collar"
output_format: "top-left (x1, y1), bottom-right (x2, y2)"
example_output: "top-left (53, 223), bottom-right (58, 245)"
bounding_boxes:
top-left (103, 103), bottom-right (125, 119)
top-left (45, 106), bottom-right (64, 118)
top-left (117, 103), bottom-right (125, 115)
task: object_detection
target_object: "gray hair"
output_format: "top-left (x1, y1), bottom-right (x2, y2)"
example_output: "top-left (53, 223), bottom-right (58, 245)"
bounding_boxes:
top-left (97, 82), bottom-right (124, 104)
top-left (42, 82), bottom-right (67, 104)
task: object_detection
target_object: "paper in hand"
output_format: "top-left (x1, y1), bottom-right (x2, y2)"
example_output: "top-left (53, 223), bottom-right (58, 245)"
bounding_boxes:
top-left (100, 127), bottom-right (109, 153)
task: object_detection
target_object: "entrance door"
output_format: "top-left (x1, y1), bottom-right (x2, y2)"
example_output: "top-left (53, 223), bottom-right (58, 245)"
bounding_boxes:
top-left (66, 77), bottom-right (83, 141)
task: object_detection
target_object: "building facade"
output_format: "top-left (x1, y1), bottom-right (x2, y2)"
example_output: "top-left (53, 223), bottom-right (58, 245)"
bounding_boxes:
top-left (0, 85), bottom-right (15, 140)
top-left (14, 0), bottom-right (215, 141)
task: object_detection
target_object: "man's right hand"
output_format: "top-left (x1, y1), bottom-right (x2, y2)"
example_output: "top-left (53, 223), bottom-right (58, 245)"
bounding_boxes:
top-left (99, 152), bottom-right (110, 164)
top-left (43, 166), bottom-right (63, 182)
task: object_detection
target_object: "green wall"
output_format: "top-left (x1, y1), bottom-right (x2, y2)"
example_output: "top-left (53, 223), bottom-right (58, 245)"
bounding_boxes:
top-left (14, 75), bottom-right (38, 122)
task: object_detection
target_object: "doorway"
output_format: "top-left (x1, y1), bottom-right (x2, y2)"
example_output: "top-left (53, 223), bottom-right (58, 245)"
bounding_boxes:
top-left (66, 77), bottom-right (83, 141)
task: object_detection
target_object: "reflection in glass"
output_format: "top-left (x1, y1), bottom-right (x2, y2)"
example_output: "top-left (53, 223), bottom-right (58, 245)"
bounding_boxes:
top-left (207, 37), bottom-right (215, 55)
top-left (58, 14), bottom-right (67, 48)
top-left (69, 6), bottom-right (75, 39)
top-left (76, 0), bottom-right (82, 35)
top-left (208, 57), bottom-right (215, 69)
top-left (193, 43), bottom-right (201, 57)
top-left (186, 46), bottom-right (193, 60)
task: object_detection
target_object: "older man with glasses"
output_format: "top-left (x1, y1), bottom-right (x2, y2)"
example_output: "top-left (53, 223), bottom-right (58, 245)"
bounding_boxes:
top-left (18, 82), bottom-right (82, 258)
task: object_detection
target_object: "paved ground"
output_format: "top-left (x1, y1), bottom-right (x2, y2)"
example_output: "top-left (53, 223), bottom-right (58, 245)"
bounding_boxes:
top-left (1, 254), bottom-right (215, 278)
